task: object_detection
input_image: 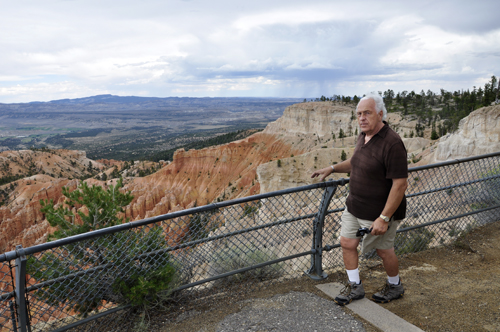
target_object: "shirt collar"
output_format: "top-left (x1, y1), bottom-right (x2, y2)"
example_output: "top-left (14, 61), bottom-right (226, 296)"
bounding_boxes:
top-left (361, 121), bottom-right (389, 138)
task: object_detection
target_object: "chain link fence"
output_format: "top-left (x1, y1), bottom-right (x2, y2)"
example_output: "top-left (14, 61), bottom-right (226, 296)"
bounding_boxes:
top-left (1, 152), bottom-right (499, 331)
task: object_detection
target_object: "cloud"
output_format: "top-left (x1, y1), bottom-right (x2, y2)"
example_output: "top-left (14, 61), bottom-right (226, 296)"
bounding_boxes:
top-left (0, 0), bottom-right (499, 103)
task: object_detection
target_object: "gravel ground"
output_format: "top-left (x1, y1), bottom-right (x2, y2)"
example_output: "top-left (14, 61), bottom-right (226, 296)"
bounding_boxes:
top-left (161, 274), bottom-right (380, 332)
top-left (215, 291), bottom-right (365, 332)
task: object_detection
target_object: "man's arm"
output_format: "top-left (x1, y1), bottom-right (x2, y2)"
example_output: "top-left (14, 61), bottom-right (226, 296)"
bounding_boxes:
top-left (311, 158), bottom-right (352, 182)
top-left (371, 177), bottom-right (408, 235)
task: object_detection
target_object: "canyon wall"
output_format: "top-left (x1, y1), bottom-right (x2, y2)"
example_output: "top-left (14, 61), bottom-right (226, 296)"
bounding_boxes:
top-left (263, 102), bottom-right (356, 137)
top-left (432, 105), bottom-right (500, 162)
top-left (1, 103), bottom-right (498, 252)
top-left (0, 132), bottom-right (303, 251)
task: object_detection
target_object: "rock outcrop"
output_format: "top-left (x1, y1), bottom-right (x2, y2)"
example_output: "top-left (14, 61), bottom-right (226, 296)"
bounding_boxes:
top-left (264, 102), bottom-right (356, 137)
top-left (0, 149), bottom-right (104, 180)
top-left (432, 105), bottom-right (500, 162)
top-left (0, 132), bottom-right (304, 251)
top-left (0, 176), bottom-right (72, 252)
top-left (121, 132), bottom-right (303, 220)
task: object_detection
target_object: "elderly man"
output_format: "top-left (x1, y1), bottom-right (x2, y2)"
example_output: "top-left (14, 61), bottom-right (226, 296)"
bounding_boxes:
top-left (311, 92), bottom-right (408, 305)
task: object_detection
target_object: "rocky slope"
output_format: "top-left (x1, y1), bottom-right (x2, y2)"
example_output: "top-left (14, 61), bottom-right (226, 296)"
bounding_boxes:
top-left (1, 103), bottom-right (498, 252)
top-left (0, 132), bottom-right (303, 251)
top-left (257, 103), bottom-right (432, 192)
top-left (120, 132), bottom-right (303, 221)
top-left (431, 105), bottom-right (500, 162)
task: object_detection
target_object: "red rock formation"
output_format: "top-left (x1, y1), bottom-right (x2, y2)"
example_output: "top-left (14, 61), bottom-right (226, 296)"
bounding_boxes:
top-left (122, 132), bottom-right (302, 221)
top-left (0, 176), bottom-right (73, 252)
top-left (0, 131), bottom-right (303, 251)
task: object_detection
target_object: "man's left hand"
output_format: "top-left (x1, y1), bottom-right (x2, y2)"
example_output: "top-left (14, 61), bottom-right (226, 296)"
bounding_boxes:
top-left (370, 218), bottom-right (389, 236)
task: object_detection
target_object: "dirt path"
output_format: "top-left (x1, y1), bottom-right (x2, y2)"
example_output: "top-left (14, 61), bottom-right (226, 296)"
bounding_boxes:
top-left (162, 221), bottom-right (500, 332)
top-left (361, 220), bottom-right (500, 332)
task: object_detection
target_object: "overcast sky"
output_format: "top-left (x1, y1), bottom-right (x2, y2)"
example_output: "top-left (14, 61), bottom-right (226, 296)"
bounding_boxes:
top-left (1, 0), bottom-right (499, 103)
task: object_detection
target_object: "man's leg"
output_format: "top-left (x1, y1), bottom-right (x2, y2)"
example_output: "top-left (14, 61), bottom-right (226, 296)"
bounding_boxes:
top-left (376, 247), bottom-right (399, 277)
top-left (372, 247), bottom-right (404, 303)
top-left (334, 236), bottom-right (365, 306)
top-left (341, 236), bottom-right (361, 270)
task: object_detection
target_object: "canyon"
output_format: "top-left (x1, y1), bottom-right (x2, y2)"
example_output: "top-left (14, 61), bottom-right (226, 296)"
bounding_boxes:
top-left (0, 102), bottom-right (499, 253)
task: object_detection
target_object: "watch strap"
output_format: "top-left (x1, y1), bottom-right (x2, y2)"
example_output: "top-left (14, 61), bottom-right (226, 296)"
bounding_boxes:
top-left (379, 214), bottom-right (390, 222)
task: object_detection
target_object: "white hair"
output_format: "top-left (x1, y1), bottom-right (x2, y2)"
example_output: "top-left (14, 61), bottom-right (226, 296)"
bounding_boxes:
top-left (357, 92), bottom-right (387, 121)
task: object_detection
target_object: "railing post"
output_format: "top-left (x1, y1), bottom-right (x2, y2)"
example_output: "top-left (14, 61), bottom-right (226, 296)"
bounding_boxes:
top-left (305, 184), bottom-right (337, 280)
top-left (15, 245), bottom-right (28, 332)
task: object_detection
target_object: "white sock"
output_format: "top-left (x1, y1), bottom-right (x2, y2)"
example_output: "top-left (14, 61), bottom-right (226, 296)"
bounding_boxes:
top-left (388, 274), bottom-right (400, 285)
top-left (346, 268), bottom-right (360, 284)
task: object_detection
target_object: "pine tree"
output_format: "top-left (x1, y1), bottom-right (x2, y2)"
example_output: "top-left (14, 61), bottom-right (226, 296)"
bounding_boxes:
top-left (29, 179), bottom-right (178, 316)
top-left (40, 179), bottom-right (133, 238)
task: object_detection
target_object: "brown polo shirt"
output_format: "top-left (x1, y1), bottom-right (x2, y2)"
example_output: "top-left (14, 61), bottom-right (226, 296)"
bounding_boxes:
top-left (346, 122), bottom-right (408, 221)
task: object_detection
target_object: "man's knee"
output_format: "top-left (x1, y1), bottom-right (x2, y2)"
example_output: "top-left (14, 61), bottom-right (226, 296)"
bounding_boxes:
top-left (376, 247), bottom-right (396, 260)
top-left (340, 236), bottom-right (360, 251)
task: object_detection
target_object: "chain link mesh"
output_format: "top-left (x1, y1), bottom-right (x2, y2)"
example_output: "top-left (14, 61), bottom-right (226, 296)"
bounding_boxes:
top-left (1, 260), bottom-right (16, 332)
top-left (396, 156), bottom-right (500, 256)
top-left (322, 183), bottom-right (350, 271)
top-left (0, 153), bottom-right (498, 331)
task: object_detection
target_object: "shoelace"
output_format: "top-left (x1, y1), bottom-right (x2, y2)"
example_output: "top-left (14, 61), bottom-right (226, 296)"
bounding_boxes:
top-left (377, 283), bottom-right (391, 295)
top-left (339, 282), bottom-right (353, 296)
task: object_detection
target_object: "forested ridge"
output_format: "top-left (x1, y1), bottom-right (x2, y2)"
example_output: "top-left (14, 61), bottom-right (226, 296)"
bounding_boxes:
top-left (149, 129), bottom-right (261, 162)
top-left (314, 75), bottom-right (499, 139)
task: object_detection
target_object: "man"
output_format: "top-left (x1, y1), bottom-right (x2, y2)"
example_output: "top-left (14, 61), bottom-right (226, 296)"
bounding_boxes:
top-left (311, 92), bottom-right (408, 305)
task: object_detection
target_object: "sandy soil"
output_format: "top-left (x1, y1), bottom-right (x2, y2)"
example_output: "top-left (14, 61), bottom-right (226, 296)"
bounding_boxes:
top-left (160, 221), bottom-right (500, 332)
top-left (362, 220), bottom-right (500, 332)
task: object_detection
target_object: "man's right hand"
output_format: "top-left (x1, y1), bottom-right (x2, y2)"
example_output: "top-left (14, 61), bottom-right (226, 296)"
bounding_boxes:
top-left (311, 166), bottom-right (334, 182)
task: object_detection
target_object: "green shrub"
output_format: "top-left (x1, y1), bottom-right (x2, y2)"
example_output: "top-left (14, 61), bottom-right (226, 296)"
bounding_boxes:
top-left (112, 251), bottom-right (177, 305)
top-left (211, 245), bottom-right (282, 284)
top-left (452, 221), bottom-right (478, 251)
top-left (28, 180), bottom-right (179, 317)
top-left (341, 150), bottom-right (347, 161)
top-left (243, 202), bottom-right (261, 218)
top-left (188, 210), bottom-right (218, 241)
top-left (28, 227), bottom-right (178, 315)
top-left (394, 224), bottom-right (435, 255)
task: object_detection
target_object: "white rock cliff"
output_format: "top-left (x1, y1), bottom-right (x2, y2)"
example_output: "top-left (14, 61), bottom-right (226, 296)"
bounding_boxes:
top-left (433, 105), bottom-right (500, 162)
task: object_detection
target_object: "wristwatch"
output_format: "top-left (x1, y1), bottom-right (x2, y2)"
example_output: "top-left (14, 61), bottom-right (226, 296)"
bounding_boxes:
top-left (379, 214), bottom-right (390, 222)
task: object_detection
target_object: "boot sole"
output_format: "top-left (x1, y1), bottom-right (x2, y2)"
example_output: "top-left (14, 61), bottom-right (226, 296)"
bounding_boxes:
top-left (334, 294), bottom-right (365, 306)
top-left (371, 293), bottom-right (404, 303)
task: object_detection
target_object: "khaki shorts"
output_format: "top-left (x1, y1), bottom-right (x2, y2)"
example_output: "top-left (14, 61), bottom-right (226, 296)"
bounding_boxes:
top-left (340, 208), bottom-right (400, 254)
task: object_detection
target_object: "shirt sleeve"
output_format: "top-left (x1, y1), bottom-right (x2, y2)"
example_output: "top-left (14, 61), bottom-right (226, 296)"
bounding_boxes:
top-left (385, 140), bottom-right (408, 179)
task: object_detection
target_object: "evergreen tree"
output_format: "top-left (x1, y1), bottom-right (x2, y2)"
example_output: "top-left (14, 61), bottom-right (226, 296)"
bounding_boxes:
top-left (29, 179), bottom-right (178, 316)
top-left (341, 150), bottom-right (347, 161)
top-left (40, 179), bottom-right (133, 237)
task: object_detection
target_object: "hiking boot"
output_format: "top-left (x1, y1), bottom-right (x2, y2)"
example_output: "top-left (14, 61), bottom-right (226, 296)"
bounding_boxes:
top-left (372, 280), bottom-right (404, 303)
top-left (334, 281), bottom-right (365, 306)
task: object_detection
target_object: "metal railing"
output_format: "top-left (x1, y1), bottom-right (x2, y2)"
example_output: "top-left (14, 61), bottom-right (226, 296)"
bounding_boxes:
top-left (1, 151), bottom-right (499, 331)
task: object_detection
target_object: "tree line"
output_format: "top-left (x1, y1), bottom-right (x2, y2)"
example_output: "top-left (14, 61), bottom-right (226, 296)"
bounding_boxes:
top-left (149, 129), bottom-right (260, 162)
top-left (313, 75), bottom-right (499, 139)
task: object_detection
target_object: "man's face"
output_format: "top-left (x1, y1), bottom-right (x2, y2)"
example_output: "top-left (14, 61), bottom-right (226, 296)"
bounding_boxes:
top-left (356, 99), bottom-right (383, 135)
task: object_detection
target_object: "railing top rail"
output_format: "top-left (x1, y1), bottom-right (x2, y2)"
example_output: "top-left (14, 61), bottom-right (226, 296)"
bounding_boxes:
top-left (408, 151), bottom-right (500, 172)
top-left (0, 177), bottom-right (348, 261)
